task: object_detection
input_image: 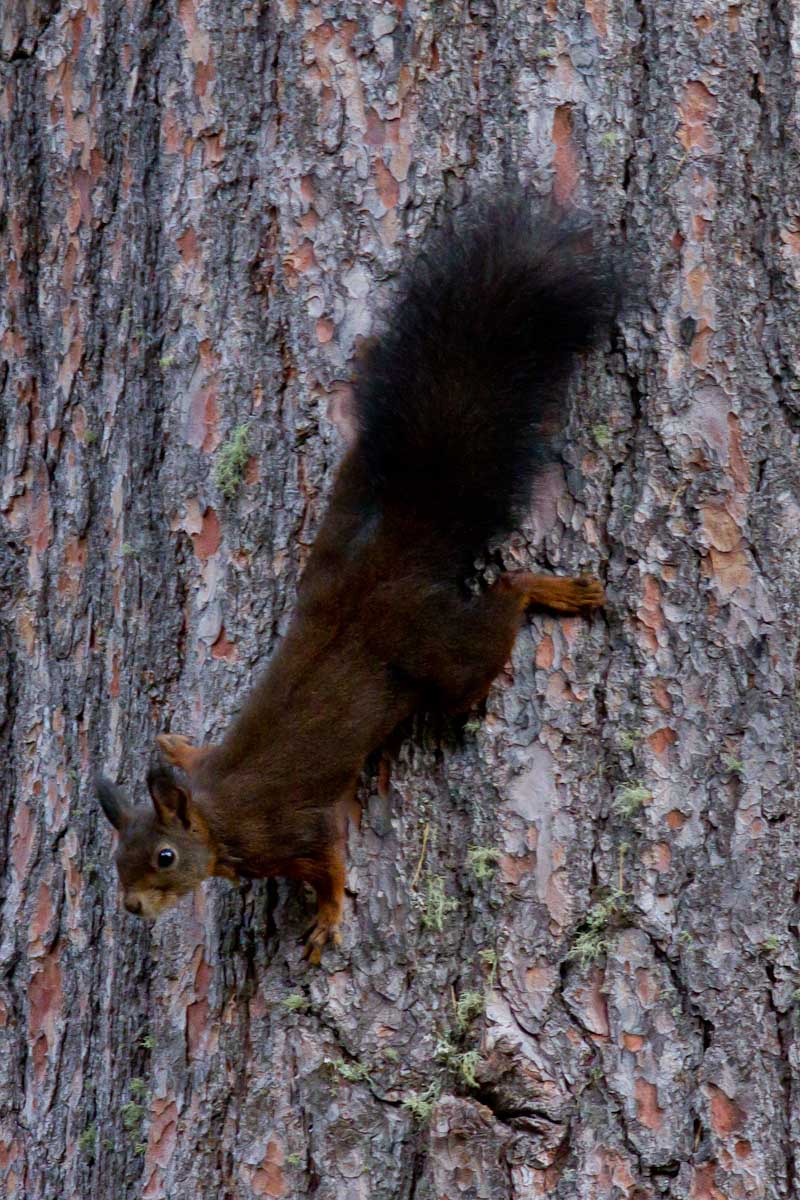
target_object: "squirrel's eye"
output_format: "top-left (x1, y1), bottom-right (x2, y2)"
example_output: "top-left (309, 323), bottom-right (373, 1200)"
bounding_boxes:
top-left (157, 848), bottom-right (176, 869)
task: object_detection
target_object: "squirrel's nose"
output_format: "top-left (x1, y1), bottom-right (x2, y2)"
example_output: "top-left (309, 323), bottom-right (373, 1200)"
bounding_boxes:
top-left (124, 896), bottom-right (143, 915)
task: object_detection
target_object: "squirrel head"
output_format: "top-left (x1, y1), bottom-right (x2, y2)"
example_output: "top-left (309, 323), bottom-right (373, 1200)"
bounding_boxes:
top-left (95, 735), bottom-right (224, 921)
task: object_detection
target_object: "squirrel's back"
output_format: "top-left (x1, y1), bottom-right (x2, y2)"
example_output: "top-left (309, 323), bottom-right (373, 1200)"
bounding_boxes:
top-left (352, 196), bottom-right (618, 560)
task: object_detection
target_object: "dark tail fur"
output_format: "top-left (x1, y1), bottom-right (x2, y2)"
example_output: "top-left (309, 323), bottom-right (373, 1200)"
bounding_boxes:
top-left (353, 196), bottom-right (618, 556)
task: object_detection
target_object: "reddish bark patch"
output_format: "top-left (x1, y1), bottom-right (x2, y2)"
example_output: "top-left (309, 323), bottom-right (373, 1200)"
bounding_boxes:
top-left (28, 952), bottom-right (63, 1081)
top-left (375, 159), bottom-right (399, 209)
top-left (177, 226), bottom-right (199, 265)
top-left (635, 966), bottom-right (659, 1006)
top-left (28, 466), bottom-right (53, 556)
top-left (647, 727), bottom-right (677, 757)
top-left (186, 955), bottom-right (212, 1059)
top-left (637, 575), bottom-right (664, 650)
top-left (690, 1162), bottom-right (726, 1200)
top-left (585, 0), bottom-right (608, 39)
top-left (644, 841), bottom-right (672, 873)
top-left (316, 317), bottom-right (335, 344)
top-left (634, 1079), bottom-right (664, 1130)
top-left (147, 1098), bottom-right (179, 1169)
top-left (678, 80), bottom-right (717, 153)
top-left (162, 109), bottom-right (183, 154)
top-left (690, 326), bottom-right (712, 367)
top-left (185, 998), bottom-right (208, 1062)
top-left (666, 809), bottom-right (686, 831)
top-left (12, 801), bottom-right (35, 879)
top-left (1, 328), bottom-right (25, 356)
top-left (62, 240), bottom-right (78, 293)
top-left (191, 508), bottom-right (221, 560)
top-left (707, 1083), bottom-right (745, 1136)
top-left (623, 1033), bottom-right (644, 1052)
top-left (73, 168), bottom-right (93, 225)
top-left (702, 505), bottom-right (740, 552)
top-left (57, 536), bottom-right (87, 599)
top-left (198, 339), bottom-right (219, 371)
top-left (571, 968), bottom-right (610, 1037)
top-left (251, 1139), bottom-right (286, 1197)
top-left (727, 414), bottom-right (749, 493)
top-left (686, 263), bottom-right (709, 307)
top-left (780, 225), bottom-right (800, 258)
top-left (552, 105), bottom-right (578, 205)
top-left (110, 649), bottom-right (121, 699)
top-left (286, 239), bottom-right (316, 277)
top-left (29, 879), bottom-right (56, 949)
top-left (499, 851), bottom-right (535, 885)
top-left (196, 57), bottom-right (216, 97)
top-left (365, 107), bottom-right (386, 145)
top-left (545, 670), bottom-right (575, 706)
top-left (535, 635), bottom-right (554, 670)
top-left (244, 455), bottom-right (260, 485)
top-left (69, 11), bottom-right (85, 57)
top-left (707, 547), bottom-right (751, 594)
top-left (186, 383), bottom-right (220, 453)
top-left (211, 626), bottom-right (237, 662)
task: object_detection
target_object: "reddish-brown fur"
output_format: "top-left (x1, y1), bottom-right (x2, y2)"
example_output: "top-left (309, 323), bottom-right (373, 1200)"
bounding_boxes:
top-left (95, 198), bottom-right (615, 960)
top-left (97, 453), bottom-right (603, 959)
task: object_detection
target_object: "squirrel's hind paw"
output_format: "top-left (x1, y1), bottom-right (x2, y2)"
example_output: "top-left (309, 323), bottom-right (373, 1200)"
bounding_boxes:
top-left (301, 913), bottom-right (342, 965)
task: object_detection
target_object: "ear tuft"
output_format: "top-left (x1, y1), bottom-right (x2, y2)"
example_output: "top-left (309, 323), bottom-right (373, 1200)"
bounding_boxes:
top-left (147, 763), bottom-right (192, 829)
top-left (95, 774), bottom-right (131, 831)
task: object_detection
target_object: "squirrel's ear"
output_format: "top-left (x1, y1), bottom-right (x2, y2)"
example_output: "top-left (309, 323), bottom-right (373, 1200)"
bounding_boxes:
top-left (147, 763), bottom-right (192, 829)
top-left (156, 732), bottom-right (204, 774)
top-left (95, 774), bottom-right (131, 831)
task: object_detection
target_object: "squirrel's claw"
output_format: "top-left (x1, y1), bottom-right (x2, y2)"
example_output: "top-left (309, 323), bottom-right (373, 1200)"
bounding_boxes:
top-left (301, 914), bottom-right (342, 965)
top-left (573, 575), bottom-right (605, 610)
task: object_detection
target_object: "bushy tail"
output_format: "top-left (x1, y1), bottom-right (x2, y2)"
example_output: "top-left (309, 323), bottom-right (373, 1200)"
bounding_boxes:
top-left (353, 195), bottom-right (619, 555)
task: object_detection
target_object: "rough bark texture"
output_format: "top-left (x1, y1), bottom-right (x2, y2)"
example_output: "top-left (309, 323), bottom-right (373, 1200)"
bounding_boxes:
top-left (2, 1), bottom-right (800, 1197)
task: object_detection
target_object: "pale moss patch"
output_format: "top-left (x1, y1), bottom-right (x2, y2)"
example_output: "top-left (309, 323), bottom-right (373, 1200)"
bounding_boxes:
top-left (567, 890), bottom-right (628, 968)
top-left (613, 784), bottom-right (651, 818)
top-left (77, 1124), bottom-right (97, 1158)
top-left (328, 1057), bottom-right (371, 1084)
top-left (281, 993), bottom-right (309, 1013)
top-left (421, 876), bottom-right (458, 932)
top-left (455, 990), bottom-right (485, 1030)
top-left (592, 423), bottom-right (612, 449)
top-left (214, 424), bottom-right (251, 499)
top-left (402, 1083), bottom-right (440, 1122)
top-left (467, 846), bottom-right (501, 882)
top-left (434, 1036), bottom-right (483, 1089)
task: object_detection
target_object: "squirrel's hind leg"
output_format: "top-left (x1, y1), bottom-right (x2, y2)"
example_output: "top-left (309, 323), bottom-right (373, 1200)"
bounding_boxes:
top-left (432, 571), bottom-right (605, 713)
top-left (299, 802), bottom-right (349, 965)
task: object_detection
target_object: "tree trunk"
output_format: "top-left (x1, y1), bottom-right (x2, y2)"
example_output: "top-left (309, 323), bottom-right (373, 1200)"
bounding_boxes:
top-left (2, 0), bottom-right (800, 1196)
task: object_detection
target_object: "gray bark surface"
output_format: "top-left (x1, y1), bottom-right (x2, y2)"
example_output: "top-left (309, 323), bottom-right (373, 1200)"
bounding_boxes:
top-left (2, 1), bottom-right (800, 1197)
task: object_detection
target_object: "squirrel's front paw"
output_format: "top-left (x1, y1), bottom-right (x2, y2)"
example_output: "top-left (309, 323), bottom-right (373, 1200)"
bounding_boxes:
top-left (302, 912), bottom-right (342, 965)
top-left (572, 575), bottom-right (605, 610)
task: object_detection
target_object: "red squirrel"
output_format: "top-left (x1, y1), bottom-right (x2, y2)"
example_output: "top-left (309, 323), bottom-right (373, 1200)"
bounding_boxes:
top-left (95, 196), bottom-right (617, 962)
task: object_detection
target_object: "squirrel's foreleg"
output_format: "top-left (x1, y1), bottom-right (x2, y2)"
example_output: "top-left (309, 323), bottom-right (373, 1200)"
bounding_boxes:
top-left (498, 571), bottom-right (605, 615)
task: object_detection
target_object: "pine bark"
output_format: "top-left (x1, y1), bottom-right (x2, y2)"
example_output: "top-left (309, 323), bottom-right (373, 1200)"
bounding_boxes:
top-left (2, 1), bottom-right (800, 1197)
